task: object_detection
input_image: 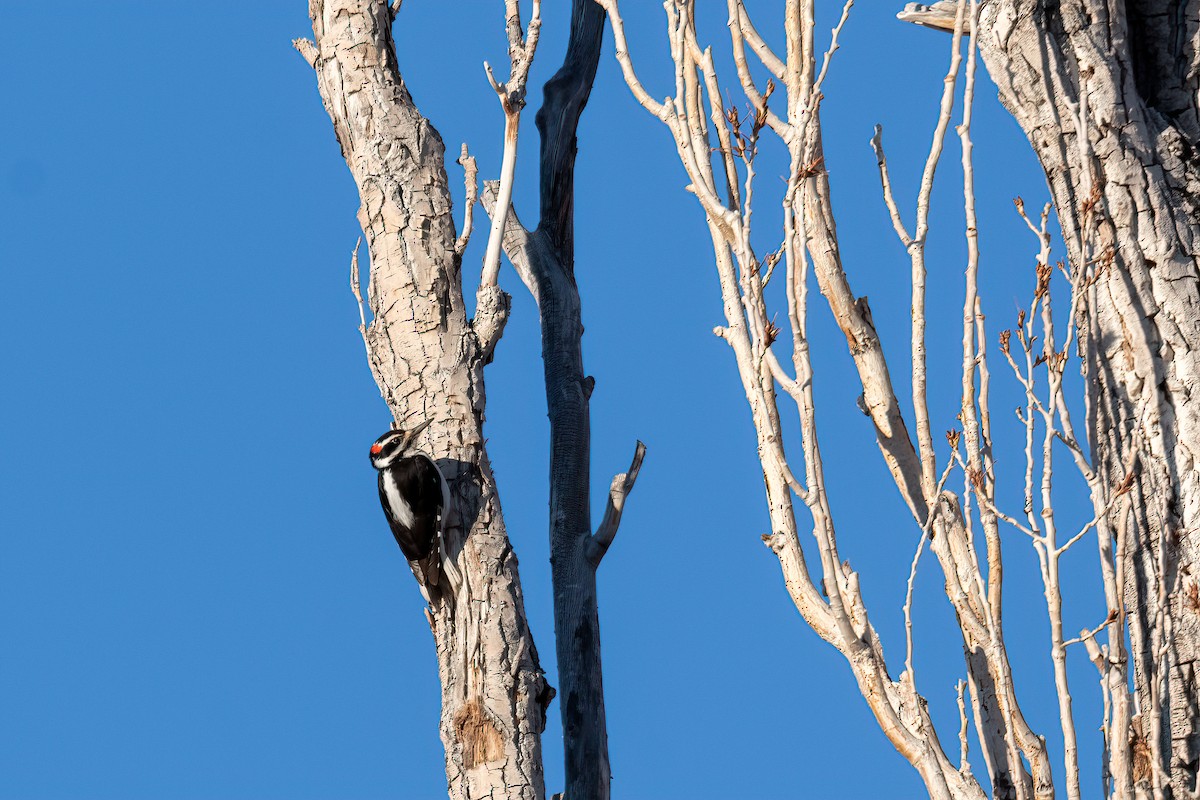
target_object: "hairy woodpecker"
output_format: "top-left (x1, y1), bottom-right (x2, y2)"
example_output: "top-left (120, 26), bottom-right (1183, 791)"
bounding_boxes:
top-left (369, 421), bottom-right (458, 603)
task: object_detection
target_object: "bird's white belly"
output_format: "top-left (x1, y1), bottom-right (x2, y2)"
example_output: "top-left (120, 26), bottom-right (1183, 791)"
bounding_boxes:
top-left (382, 472), bottom-right (416, 528)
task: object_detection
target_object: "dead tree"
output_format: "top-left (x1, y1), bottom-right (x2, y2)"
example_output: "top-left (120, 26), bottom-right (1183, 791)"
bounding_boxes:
top-left (295, 2), bottom-right (640, 798)
top-left (481, 1), bottom-right (646, 798)
top-left (599, 0), bottom-right (1191, 797)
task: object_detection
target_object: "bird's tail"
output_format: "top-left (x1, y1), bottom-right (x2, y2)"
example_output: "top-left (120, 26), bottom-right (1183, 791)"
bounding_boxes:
top-left (410, 549), bottom-right (443, 605)
top-left (440, 548), bottom-right (462, 598)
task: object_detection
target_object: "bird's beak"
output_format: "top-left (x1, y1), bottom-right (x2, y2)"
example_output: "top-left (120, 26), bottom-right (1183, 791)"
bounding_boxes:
top-left (401, 419), bottom-right (433, 451)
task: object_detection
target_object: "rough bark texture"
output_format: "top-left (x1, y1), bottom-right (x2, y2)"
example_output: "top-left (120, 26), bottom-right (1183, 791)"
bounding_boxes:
top-left (300, 3), bottom-right (552, 797)
top-left (974, 3), bottom-right (1200, 795)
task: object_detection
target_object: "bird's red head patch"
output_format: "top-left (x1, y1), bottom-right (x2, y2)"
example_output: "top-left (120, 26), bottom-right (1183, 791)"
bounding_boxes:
top-left (370, 443), bottom-right (383, 454)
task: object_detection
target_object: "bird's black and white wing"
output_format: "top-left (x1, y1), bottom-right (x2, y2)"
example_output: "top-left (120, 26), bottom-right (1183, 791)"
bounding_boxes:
top-left (377, 454), bottom-right (447, 603)
top-left (413, 454), bottom-right (461, 596)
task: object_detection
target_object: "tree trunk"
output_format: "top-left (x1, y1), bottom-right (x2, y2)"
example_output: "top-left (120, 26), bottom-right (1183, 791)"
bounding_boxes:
top-left (974, 2), bottom-right (1200, 795)
top-left (482, 4), bottom-right (645, 796)
top-left (533, 5), bottom-right (613, 800)
top-left (298, 2), bottom-right (552, 797)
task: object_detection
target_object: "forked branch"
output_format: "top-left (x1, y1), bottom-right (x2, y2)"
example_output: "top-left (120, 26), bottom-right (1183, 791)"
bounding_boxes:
top-left (481, 1), bottom-right (543, 289)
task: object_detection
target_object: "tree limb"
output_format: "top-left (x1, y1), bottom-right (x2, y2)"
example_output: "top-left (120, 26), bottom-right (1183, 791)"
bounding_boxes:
top-left (588, 441), bottom-right (647, 565)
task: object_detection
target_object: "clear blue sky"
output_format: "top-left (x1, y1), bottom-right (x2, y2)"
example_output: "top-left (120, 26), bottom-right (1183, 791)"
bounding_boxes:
top-left (1, 3), bottom-right (1103, 798)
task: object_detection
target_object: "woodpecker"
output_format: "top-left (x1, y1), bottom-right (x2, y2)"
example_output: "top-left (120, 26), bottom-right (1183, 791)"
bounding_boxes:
top-left (369, 421), bottom-right (458, 603)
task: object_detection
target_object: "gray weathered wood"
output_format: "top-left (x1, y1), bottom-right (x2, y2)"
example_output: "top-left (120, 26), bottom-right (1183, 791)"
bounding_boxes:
top-left (484, 3), bottom-right (646, 797)
top-left (532, 7), bottom-right (614, 798)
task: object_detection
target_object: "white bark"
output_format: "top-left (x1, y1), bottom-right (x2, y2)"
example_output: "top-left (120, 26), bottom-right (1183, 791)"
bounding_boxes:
top-left (599, 1), bottom-right (1162, 797)
top-left (899, 2), bottom-right (1200, 794)
top-left (296, 3), bottom-right (552, 797)
top-left (597, 2), bottom-right (1010, 797)
top-left (607, 0), bottom-right (1200, 792)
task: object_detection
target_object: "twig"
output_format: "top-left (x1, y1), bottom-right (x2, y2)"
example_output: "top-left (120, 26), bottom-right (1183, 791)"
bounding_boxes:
top-left (1056, 503), bottom-right (1112, 556)
top-left (1064, 614), bottom-right (1117, 648)
top-left (870, 126), bottom-right (914, 247)
top-left (811, 1), bottom-right (854, 100)
top-left (905, 458), bottom-right (957, 678)
top-left (950, 449), bottom-right (1040, 540)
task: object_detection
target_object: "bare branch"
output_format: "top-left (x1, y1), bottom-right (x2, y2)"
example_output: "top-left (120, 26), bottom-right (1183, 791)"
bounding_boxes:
top-left (588, 441), bottom-right (648, 565)
top-left (1057, 511), bottom-right (1105, 556)
top-left (481, 1), bottom-right (543, 289)
top-left (601, 4), bottom-right (1018, 797)
top-left (730, 2), bottom-right (785, 79)
top-left (480, 181), bottom-right (539, 304)
top-left (455, 143), bottom-right (479, 257)
top-left (472, 0), bottom-right (545, 360)
top-left (905, 458), bottom-right (957, 678)
top-left (870, 125), bottom-right (914, 247)
top-left (910, 0), bottom-right (967, 495)
top-left (811, 1), bottom-right (854, 100)
top-left (950, 448), bottom-right (1040, 540)
top-left (956, 680), bottom-right (971, 771)
top-left (1064, 614), bottom-right (1117, 649)
top-left (594, 0), bottom-right (670, 119)
top-left (726, 1), bottom-right (788, 138)
top-left (480, 115), bottom-right (520, 287)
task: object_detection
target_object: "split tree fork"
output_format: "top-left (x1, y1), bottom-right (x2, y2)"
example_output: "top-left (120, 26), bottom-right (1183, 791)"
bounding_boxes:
top-left (296, 1), bottom-right (642, 798)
